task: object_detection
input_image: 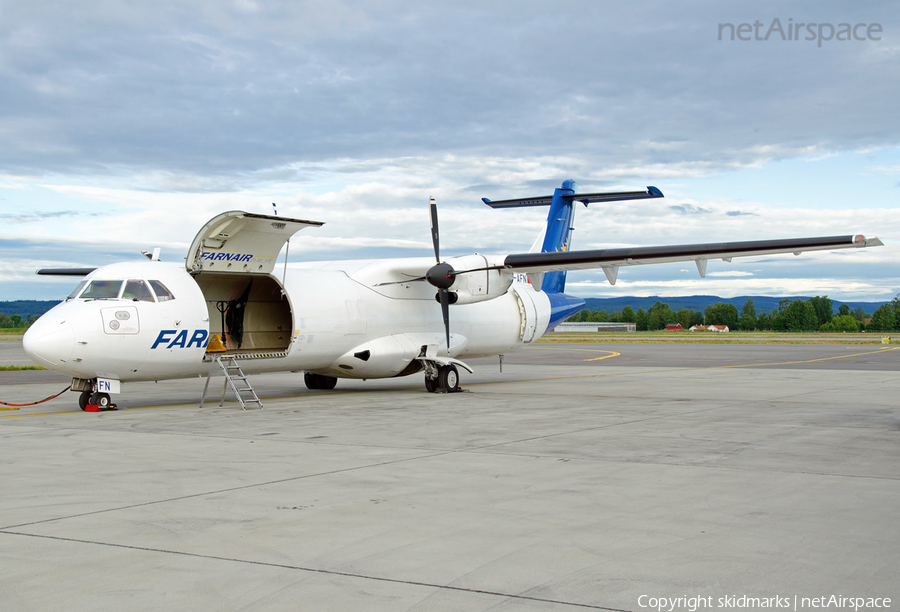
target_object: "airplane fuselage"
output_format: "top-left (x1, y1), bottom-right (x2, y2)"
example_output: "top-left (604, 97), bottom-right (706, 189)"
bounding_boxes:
top-left (24, 259), bottom-right (554, 385)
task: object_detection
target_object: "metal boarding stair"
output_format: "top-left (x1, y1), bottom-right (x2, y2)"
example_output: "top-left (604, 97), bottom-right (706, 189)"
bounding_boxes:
top-left (200, 354), bottom-right (263, 410)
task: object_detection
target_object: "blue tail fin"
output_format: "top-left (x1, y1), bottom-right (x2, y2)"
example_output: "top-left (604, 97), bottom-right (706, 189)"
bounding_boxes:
top-left (537, 182), bottom-right (585, 328)
top-left (538, 179), bottom-right (579, 293)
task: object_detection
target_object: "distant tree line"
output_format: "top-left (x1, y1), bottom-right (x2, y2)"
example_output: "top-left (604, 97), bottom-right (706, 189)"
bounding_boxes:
top-left (0, 300), bottom-right (59, 319)
top-left (7, 295), bottom-right (900, 333)
top-left (569, 294), bottom-right (900, 332)
top-left (0, 313), bottom-right (41, 329)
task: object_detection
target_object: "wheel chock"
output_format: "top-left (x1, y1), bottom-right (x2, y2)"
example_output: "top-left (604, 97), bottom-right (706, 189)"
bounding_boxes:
top-left (84, 404), bottom-right (118, 412)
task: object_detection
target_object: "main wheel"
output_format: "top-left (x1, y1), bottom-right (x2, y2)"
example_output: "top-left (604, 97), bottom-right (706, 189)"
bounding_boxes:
top-left (305, 372), bottom-right (338, 390)
top-left (304, 372), bottom-right (321, 389)
top-left (424, 375), bottom-right (438, 393)
top-left (438, 364), bottom-right (459, 393)
top-left (79, 390), bottom-right (91, 411)
top-left (90, 392), bottom-right (111, 408)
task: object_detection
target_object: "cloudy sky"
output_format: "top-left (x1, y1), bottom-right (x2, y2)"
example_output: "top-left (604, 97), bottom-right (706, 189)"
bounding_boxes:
top-left (1, 0), bottom-right (898, 302)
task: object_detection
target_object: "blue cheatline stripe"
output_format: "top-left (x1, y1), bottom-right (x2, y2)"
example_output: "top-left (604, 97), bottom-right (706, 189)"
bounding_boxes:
top-left (545, 291), bottom-right (586, 331)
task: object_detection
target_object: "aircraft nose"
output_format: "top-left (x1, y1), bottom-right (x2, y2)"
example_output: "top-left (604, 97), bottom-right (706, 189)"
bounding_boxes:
top-left (23, 315), bottom-right (74, 370)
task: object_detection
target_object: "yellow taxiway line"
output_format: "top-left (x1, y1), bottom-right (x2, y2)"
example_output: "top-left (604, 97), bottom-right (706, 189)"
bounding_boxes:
top-left (2, 346), bottom-right (897, 419)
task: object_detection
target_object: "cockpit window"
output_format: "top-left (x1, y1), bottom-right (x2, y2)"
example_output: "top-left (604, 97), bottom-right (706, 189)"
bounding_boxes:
top-left (80, 280), bottom-right (123, 299)
top-left (149, 280), bottom-right (175, 301)
top-left (122, 279), bottom-right (155, 302)
top-left (67, 280), bottom-right (88, 300)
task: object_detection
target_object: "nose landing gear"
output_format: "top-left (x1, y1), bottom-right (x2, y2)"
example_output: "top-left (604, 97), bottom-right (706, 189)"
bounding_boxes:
top-left (78, 390), bottom-right (116, 411)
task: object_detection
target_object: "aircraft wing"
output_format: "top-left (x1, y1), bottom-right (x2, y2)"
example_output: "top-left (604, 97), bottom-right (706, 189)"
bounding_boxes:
top-left (499, 234), bottom-right (883, 284)
top-left (36, 267), bottom-right (98, 276)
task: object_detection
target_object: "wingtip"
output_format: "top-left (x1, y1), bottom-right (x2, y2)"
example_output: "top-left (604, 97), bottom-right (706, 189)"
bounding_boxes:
top-left (854, 235), bottom-right (884, 247)
top-left (35, 267), bottom-right (98, 277)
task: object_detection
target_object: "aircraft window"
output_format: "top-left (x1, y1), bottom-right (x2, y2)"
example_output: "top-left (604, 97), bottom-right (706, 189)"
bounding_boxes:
top-left (80, 280), bottom-right (123, 299)
top-left (149, 280), bottom-right (175, 302)
top-left (122, 279), bottom-right (155, 302)
top-left (67, 280), bottom-right (88, 300)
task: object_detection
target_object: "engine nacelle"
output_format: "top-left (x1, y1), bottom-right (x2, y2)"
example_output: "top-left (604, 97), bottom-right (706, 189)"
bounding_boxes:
top-left (443, 254), bottom-right (512, 305)
top-left (328, 333), bottom-right (468, 378)
top-left (330, 334), bottom-right (420, 378)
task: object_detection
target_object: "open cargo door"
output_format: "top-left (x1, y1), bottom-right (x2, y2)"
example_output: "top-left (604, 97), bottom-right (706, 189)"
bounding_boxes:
top-left (187, 211), bottom-right (323, 275)
top-left (186, 211), bottom-right (324, 358)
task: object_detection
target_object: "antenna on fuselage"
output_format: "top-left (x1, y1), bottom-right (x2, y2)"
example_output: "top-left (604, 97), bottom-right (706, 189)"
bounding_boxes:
top-left (274, 203), bottom-right (289, 290)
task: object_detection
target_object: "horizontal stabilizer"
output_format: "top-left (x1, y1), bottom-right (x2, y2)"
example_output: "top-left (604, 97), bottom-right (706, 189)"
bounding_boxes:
top-left (36, 268), bottom-right (98, 276)
top-left (483, 186), bottom-right (663, 209)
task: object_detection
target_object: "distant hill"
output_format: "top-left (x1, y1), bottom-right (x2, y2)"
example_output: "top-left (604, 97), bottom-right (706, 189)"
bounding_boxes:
top-left (0, 300), bottom-right (61, 319)
top-left (581, 295), bottom-right (890, 315)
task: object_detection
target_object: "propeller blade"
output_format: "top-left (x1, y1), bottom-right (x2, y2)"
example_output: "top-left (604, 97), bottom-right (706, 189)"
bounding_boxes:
top-left (429, 197), bottom-right (451, 351)
top-left (376, 264), bottom-right (505, 288)
top-left (449, 264), bottom-right (506, 276)
top-left (375, 275), bottom-right (427, 287)
top-left (439, 288), bottom-right (450, 350)
top-left (378, 264), bottom-right (507, 288)
top-left (429, 196), bottom-right (440, 264)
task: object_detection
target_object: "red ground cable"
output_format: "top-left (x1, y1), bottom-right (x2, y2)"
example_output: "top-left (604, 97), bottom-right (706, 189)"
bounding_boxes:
top-left (0, 386), bottom-right (71, 407)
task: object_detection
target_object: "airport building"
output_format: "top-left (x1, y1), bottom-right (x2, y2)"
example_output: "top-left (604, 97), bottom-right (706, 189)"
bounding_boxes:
top-left (553, 321), bottom-right (637, 332)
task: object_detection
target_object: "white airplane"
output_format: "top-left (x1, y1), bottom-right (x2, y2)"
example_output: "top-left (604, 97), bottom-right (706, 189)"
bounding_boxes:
top-left (23, 180), bottom-right (883, 410)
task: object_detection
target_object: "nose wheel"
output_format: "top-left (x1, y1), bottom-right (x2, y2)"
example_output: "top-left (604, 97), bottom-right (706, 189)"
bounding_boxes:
top-left (79, 390), bottom-right (112, 411)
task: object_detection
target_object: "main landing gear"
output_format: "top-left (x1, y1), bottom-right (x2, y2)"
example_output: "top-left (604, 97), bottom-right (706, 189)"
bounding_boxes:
top-left (304, 372), bottom-right (338, 390)
top-left (424, 363), bottom-right (460, 393)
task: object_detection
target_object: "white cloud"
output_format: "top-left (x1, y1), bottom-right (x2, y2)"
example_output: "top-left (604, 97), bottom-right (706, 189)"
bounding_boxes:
top-left (1, 1), bottom-right (898, 299)
top-left (867, 165), bottom-right (900, 175)
top-left (706, 271), bottom-right (754, 277)
top-left (565, 277), bottom-right (896, 301)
